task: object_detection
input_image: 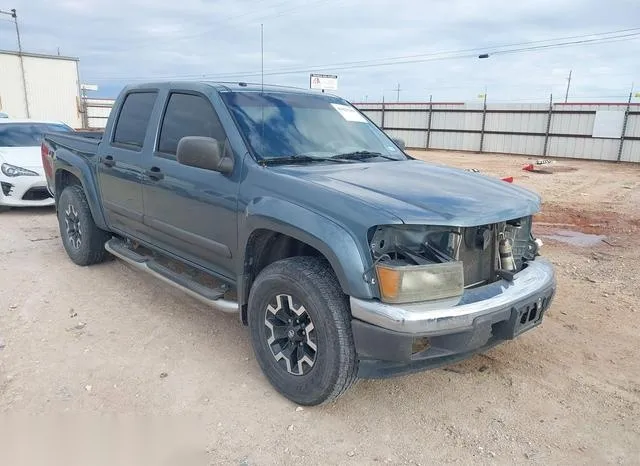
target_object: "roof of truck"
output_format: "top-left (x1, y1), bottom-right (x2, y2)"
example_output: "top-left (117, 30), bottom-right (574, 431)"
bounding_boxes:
top-left (125, 81), bottom-right (335, 97)
top-left (207, 82), bottom-right (317, 93)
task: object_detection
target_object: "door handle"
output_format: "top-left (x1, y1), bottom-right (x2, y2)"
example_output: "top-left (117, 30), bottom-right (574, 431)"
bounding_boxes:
top-left (102, 155), bottom-right (115, 168)
top-left (145, 167), bottom-right (164, 181)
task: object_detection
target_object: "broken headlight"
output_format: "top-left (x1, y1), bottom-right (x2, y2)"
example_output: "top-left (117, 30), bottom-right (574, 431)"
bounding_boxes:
top-left (369, 225), bottom-right (464, 304)
top-left (375, 260), bottom-right (464, 303)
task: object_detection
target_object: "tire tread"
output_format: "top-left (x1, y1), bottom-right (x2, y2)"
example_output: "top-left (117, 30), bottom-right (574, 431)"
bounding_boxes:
top-left (249, 256), bottom-right (358, 405)
top-left (58, 184), bottom-right (110, 266)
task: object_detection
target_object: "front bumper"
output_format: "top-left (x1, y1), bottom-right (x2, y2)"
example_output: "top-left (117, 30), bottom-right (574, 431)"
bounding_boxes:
top-left (350, 258), bottom-right (556, 378)
top-left (0, 174), bottom-right (54, 207)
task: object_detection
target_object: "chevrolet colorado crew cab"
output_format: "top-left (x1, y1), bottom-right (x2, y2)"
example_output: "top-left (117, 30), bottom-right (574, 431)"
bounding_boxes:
top-left (42, 82), bottom-right (556, 405)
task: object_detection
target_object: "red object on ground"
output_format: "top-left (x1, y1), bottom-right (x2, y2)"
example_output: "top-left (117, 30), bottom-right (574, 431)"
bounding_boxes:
top-left (501, 176), bottom-right (514, 183)
top-left (522, 164), bottom-right (535, 172)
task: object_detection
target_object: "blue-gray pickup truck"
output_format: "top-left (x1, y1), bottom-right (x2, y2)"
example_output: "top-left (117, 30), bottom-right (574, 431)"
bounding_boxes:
top-left (42, 82), bottom-right (556, 405)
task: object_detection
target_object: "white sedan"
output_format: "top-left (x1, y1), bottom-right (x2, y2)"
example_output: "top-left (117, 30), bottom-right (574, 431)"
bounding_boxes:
top-left (0, 119), bottom-right (73, 210)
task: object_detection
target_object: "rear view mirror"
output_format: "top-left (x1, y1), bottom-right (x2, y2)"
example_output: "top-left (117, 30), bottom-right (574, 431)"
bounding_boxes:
top-left (177, 136), bottom-right (233, 174)
top-left (392, 138), bottom-right (406, 150)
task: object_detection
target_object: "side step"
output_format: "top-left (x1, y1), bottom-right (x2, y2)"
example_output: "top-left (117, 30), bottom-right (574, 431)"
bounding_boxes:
top-left (105, 238), bottom-right (239, 314)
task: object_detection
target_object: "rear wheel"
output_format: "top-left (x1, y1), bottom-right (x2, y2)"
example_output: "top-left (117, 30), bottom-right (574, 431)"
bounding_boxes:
top-left (248, 256), bottom-right (358, 405)
top-left (57, 185), bottom-right (110, 266)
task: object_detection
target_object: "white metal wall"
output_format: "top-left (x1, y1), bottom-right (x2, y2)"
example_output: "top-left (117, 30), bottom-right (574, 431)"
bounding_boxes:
top-left (61, 95), bottom-right (640, 163)
top-left (0, 51), bottom-right (82, 127)
top-left (355, 102), bottom-right (640, 163)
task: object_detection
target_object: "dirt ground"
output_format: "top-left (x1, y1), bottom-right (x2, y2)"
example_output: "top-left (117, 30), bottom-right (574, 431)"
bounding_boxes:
top-left (1, 150), bottom-right (639, 465)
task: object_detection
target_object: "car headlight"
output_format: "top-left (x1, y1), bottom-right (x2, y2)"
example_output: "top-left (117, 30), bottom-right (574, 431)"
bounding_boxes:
top-left (375, 261), bottom-right (464, 304)
top-left (1, 163), bottom-right (38, 177)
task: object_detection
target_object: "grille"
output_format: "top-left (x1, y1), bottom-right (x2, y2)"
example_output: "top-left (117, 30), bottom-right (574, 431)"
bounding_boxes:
top-left (22, 187), bottom-right (52, 201)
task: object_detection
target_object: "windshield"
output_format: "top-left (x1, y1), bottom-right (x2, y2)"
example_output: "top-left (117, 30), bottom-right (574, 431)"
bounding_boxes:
top-left (220, 91), bottom-right (406, 161)
top-left (0, 123), bottom-right (72, 147)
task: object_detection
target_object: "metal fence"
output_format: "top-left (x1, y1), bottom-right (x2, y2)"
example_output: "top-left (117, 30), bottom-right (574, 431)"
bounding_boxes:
top-left (83, 96), bottom-right (640, 163)
top-left (354, 98), bottom-right (640, 163)
top-left (84, 98), bottom-right (113, 129)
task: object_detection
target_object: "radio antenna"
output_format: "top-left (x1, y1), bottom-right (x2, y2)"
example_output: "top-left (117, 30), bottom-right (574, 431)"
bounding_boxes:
top-left (260, 23), bottom-right (265, 152)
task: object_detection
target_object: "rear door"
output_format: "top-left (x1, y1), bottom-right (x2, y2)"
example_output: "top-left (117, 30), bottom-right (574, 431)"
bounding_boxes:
top-left (97, 91), bottom-right (158, 235)
top-left (141, 90), bottom-right (239, 279)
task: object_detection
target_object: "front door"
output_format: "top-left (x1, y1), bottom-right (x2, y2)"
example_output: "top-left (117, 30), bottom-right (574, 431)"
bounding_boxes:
top-left (141, 91), bottom-right (238, 280)
top-left (97, 91), bottom-right (158, 235)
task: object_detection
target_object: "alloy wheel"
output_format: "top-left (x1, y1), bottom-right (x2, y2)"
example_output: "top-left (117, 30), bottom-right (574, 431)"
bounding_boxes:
top-left (64, 204), bottom-right (82, 249)
top-left (264, 294), bottom-right (317, 375)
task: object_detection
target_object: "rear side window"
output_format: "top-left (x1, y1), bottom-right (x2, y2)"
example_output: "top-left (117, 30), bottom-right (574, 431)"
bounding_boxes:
top-left (112, 92), bottom-right (157, 149)
top-left (158, 93), bottom-right (226, 156)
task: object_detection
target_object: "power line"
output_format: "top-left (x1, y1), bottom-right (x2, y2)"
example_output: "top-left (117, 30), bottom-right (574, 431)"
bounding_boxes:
top-left (295, 27), bottom-right (640, 72)
top-left (214, 34), bottom-right (640, 79)
top-left (492, 32), bottom-right (640, 56)
top-left (95, 28), bottom-right (640, 82)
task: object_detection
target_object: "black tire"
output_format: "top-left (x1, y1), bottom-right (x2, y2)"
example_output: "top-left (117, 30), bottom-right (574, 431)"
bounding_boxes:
top-left (57, 185), bottom-right (110, 266)
top-left (248, 256), bottom-right (358, 405)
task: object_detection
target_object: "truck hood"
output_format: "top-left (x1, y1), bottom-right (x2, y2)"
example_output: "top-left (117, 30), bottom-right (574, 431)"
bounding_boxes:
top-left (0, 146), bottom-right (43, 171)
top-left (275, 160), bottom-right (541, 226)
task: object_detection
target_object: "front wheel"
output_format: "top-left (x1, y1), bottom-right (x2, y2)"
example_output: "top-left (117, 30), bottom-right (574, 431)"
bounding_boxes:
top-left (248, 256), bottom-right (358, 405)
top-left (57, 185), bottom-right (110, 266)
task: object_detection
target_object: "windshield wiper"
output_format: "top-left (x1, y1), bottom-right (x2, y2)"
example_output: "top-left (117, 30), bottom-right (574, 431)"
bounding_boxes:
top-left (330, 151), bottom-right (400, 161)
top-left (260, 155), bottom-right (354, 166)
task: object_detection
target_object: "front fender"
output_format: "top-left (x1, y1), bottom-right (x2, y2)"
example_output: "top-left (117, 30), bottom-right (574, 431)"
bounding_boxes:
top-left (54, 154), bottom-right (108, 231)
top-left (239, 197), bottom-right (376, 302)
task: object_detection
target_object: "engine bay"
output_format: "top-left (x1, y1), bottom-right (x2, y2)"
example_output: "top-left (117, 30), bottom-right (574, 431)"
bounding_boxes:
top-left (369, 217), bottom-right (540, 288)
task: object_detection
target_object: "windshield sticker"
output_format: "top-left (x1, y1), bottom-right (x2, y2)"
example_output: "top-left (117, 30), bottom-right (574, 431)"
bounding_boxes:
top-left (331, 103), bottom-right (367, 123)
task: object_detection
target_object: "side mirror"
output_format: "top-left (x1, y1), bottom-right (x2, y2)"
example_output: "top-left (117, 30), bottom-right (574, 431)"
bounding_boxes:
top-left (177, 136), bottom-right (234, 174)
top-left (392, 137), bottom-right (406, 150)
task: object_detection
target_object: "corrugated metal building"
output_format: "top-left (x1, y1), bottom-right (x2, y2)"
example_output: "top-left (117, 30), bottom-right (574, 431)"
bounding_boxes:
top-left (0, 50), bottom-right (82, 127)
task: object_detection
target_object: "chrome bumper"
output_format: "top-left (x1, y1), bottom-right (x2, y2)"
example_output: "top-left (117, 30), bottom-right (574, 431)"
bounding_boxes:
top-left (350, 259), bottom-right (556, 335)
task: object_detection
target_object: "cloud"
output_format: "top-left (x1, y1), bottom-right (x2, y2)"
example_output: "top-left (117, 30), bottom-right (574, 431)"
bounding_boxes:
top-left (2, 0), bottom-right (638, 102)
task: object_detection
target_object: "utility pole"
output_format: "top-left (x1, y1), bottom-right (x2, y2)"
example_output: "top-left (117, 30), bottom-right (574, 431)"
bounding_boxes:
top-left (0, 8), bottom-right (29, 117)
top-left (479, 90), bottom-right (488, 152)
top-left (617, 84), bottom-right (634, 162)
top-left (564, 69), bottom-right (572, 103)
top-left (395, 83), bottom-right (401, 103)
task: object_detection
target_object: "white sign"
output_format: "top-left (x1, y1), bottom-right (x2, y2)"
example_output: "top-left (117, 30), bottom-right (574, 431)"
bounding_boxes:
top-left (81, 84), bottom-right (99, 92)
top-left (310, 73), bottom-right (338, 91)
top-left (331, 103), bottom-right (366, 123)
top-left (592, 110), bottom-right (624, 139)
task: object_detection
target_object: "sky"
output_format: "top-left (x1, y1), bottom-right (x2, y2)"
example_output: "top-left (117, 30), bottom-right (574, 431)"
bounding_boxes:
top-left (1, 0), bottom-right (639, 103)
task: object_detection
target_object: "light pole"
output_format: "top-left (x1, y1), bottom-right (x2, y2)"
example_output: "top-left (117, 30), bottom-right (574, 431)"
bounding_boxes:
top-left (0, 8), bottom-right (30, 117)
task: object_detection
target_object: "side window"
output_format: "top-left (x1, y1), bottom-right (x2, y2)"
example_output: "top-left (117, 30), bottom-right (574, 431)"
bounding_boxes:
top-left (158, 93), bottom-right (226, 156)
top-left (112, 92), bottom-right (158, 150)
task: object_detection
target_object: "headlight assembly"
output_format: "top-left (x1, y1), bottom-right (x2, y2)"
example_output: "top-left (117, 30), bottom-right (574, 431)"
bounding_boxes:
top-left (375, 260), bottom-right (464, 304)
top-left (1, 163), bottom-right (38, 177)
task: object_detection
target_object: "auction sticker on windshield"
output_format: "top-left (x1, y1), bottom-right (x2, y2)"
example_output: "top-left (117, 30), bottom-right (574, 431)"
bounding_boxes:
top-left (331, 103), bottom-right (367, 123)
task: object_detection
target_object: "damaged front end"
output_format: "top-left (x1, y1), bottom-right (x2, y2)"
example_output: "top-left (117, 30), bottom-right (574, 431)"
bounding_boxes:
top-left (368, 217), bottom-right (541, 304)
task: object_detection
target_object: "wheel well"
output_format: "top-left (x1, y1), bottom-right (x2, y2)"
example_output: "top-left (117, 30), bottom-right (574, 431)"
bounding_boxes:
top-left (55, 170), bottom-right (82, 204)
top-left (241, 229), bottom-right (330, 324)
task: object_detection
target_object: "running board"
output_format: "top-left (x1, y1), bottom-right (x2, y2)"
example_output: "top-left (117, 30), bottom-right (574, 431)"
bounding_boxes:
top-left (105, 238), bottom-right (239, 314)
